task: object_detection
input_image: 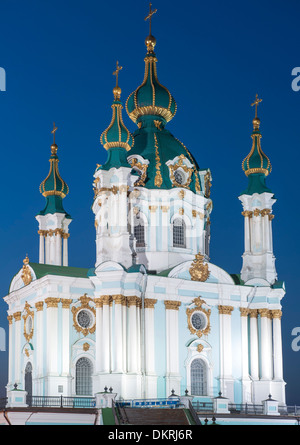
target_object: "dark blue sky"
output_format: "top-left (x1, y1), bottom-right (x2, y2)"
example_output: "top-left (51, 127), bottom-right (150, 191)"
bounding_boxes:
top-left (1, 0), bottom-right (300, 404)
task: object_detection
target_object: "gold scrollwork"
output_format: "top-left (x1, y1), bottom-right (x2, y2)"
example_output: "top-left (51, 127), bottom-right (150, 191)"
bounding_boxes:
top-left (189, 253), bottom-right (210, 282)
top-left (23, 302), bottom-right (34, 343)
top-left (71, 294), bottom-right (96, 337)
top-left (21, 255), bottom-right (32, 286)
top-left (186, 297), bottom-right (211, 338)
top-left (129, 158), bottom-right (149, 187)
top-left (168, 154), bottom-right (193, 189)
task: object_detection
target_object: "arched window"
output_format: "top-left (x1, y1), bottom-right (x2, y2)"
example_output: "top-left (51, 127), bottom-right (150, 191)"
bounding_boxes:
top-left (191, 358), bottom-right (207, 396)
top-left (134, 216), bottom-right (145, 247)
top-left (75, 357), bottom-right (93, 396)
top-left (173, 218), bottom-right (186, 248)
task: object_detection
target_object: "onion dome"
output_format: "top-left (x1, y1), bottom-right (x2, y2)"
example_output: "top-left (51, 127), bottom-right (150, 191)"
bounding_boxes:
top-left (241, 96), bottom-right (273, 195)
top-left (126, 35), bottom-right (177, 126)
top-left (38, 126), bottom-right (70, 216)
top-left (99, 63), bottom-right (134, 171)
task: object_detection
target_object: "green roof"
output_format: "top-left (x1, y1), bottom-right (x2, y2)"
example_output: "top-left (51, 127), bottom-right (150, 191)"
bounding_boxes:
top-left (29, 262), bottom-right (90, 279)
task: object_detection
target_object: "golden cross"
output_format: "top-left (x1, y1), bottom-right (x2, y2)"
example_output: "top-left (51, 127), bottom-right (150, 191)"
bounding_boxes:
top-left (113, 61), bottom-right (122, 87)
top-left (51, 122), bottom-right (58, 144)
top-left (145, 2), bottom-right (157, 35)
top-left (251, 94), bottom-right (262, 118)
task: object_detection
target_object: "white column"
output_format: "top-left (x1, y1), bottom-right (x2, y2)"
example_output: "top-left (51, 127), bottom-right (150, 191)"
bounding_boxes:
top-left (7, 316), bottom-right (13, 387)
top-left (127, 297), bottom-right (139, 373)
top-left (165, 300), bottom-right (181, 395)
top-left (240, 308), bottom-right (250, 379)
top-left (113, 296), bottom-right (124, 372)
top-left (95, 298), bottom-right (103, 375)
top-left (242, 211), bottom-right (252, 252)
top-left (144, 299), bottom-right (157, 375)
top-left (62, 233), bottom-right (69, 266)
top-left (271, 310), bottom-right (283, 380)
top-left (101, 296), bottom-right (111, 373)
top-left (259, 309), bottom-right (273, 380)
top-left (149, 205), bottom-right (157, 251)
top-left (35, 302), bottom-right (44, 384)
top-left (61, 299), bottom-right (71, 376)
top-left (218, 306), bottom-right (234, 380)
top-left (13, 312), bottom-right (22, 386)
top-left (249, 310), bottom-right (259, 380)
top-left (54, 230), bottom-right (62, 266)
top-left (45, 298), bottom-right (60, 377)
top-left (38, 231), bottom-right (45, 264)
top-left (161, 206), bottom-right (169, 251)
top-left (45, 232), bottom-right (50, 264)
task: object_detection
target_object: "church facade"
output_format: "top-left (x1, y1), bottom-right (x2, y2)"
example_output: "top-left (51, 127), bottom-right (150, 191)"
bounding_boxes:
top-left (3, 21), bottom-right (286, 407)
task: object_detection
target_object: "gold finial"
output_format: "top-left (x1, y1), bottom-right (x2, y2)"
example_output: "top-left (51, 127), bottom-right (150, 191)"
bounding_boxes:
top-left (251, 94), bottom-right (262, 130)
top-left (23, 254), bottom-right (29, 266)
top-left (145, 2), bottom-right (157, 52)
top-left (145, 2), bottom-right (157, 35)
top-left (51, 122), bottom-right (58, 154)
top-left (112, 61), bottom-right (122, 100)
top-left (51, 122), bottom-right (58, 144)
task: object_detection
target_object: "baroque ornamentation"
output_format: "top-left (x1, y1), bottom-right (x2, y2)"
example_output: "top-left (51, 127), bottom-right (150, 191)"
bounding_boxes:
top-left (168, 154), bottom-right (193, 189)
top-left (164, 300), bottom-right (181, 310)
top-left (21, 255), bottom-right (32, 286)
top-left (71, 294), bottom-right (96, 337)
top-left (154, 134), bottom-right (163, 187)
top-left (189, 253), bottom-right (210, 282)
top-left (129, 157), bottom-right (149, 187)
top-left (218, 305), bottom-right (234, 315)
top-left (186, 297), bottom-right (211, 338)
top-left (23, 302), bottom-right (34, 343)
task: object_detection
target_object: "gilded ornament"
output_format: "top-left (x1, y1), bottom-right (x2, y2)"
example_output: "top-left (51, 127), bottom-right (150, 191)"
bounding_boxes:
top-left (21, 255), bottom-right (32, 286)
top-left (189, 253), bottom-right (210, 282)
top-left (83, 342), bottom-right (90, 352)
top-left (164, 300), bottom-right (181, 310)
top-left (23, 302), bottom-right (34, 342)
top-left (35, 302), bottom-right (44, 312)
top-left (271, 309), bottom-right (282, 319)
top-left (186, 297), bottom-right (211, 338)
top-left (71, 294), bottom-right (96, 337)
top-left (204, 172), bottom-right (212, 198)
top-left (168, 155), bottom-right (193, 189)
top-left (239, 308), bottom-right (250, 317)
top-left (218, 305), bottom-right (234, 315)
top-left (45, 298), bottom-right (61, 308)
top-left (154, 134), bottom-right (163, 187)
top-left (144, 298), bottom-right (157, 309)
top-left (197, 344), bottom-right (204, 353)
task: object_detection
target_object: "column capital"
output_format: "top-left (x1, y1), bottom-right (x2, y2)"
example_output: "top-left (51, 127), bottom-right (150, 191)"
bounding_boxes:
top-left (258, 308), bottom-right (272, 319)
top-left (218, 305), bottom-right (234, 315)
top-left (127, 296), bottom-right (141, 307)
top-left (271, 309), bottom-right (282, 319)
top-left (94, 298), bottom-right (103, 308)
top-left (249, 309), bottom-right (258, 318)
top-left (13, 311), bottom-right (22, 321)
top-left (112, 294), bottom-right (126, 305)
top-left (239, 307), bottom-right (250, 317)
top-left (7, 315), bottom-right (13, 325)
top-left (164, 300), bottom-right (181, 310)
top-left (144, 298), bottom-right (157, 309)
top-left (241, 210), bottom-right (253, 218)
top-left (45, 297), bottom-right (60, 308)
top-left (61, 299), bottom-right (72, 309)
top-left (101, 295), bottom-right (112, 306)
top-left (35, 301), bottom-right (44, 312)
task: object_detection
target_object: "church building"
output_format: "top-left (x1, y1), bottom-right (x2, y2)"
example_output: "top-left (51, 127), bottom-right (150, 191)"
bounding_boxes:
top-left (3, 7), bottom-right (286, 408)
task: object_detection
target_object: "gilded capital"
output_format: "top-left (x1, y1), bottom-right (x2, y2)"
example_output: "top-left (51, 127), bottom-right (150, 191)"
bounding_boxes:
top-left (45, 297), bottom-right (60, 308)
top-left (271, 309), bottom-right (282, 319)
top-left (127, 296), bottom-right (141, 307)
top-left (218, 305), bottom-right (234, 315)
top-left (164, 300), bottom-right (181, 310)
top-left (249, 309), bottom-right (258, 318)
top-left (7, 315), bottom-right (13, 325)
top-left (35, 301), bottom-right (44, 312)
top-left (240, 307), bottom-right (250, 317)
top-left (61, 299), bottom-right (72, 309)
top-left (144, 298), bottom-right (157, 309)
top-left (13, 311), bottom-right (22, 321)
top-left (258, 308), bottom-right (272, 319)
top-left (94, 298), bottom-right (103, 308)
top-left (112, 294), bottom-right (125, 305)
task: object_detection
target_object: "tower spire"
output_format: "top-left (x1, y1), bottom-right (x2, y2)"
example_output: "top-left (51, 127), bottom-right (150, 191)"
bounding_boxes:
top-left (144, 2), bottom-right (157, 53)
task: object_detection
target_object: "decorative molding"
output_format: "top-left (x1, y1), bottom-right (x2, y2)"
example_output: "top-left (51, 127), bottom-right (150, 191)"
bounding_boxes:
top-left (35, 302), bottom-right (44, 312)
top-left (13, 312), bottom-right (22, 321)
top-left (61, 299), bottom-right (72, 309)
top-left (186, 297), bottom-right (211, 338)
top-left (144, 298), bottom-right (157, 309)
top-left (23, 302), bottom-right (34, 343)
top-left (71, 294), bottom-right (96, 337)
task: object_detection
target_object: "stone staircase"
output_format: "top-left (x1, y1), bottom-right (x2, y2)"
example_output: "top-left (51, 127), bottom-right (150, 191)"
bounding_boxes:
top-left (118, 407), bottom-right (190, 425)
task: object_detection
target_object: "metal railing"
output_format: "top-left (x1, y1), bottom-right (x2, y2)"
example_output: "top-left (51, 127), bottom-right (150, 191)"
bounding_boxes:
top-left (192, 401), bottom-right (214, 413)
top-left (26, 395), bottom-right (96, 409)
top-left (115, 397), bottom-right (181, 409)
top-left (228, 403), bottom-right (264, 415)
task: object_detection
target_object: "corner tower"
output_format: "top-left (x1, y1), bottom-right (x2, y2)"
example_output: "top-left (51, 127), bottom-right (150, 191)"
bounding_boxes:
top-left (36, 124), bottom-right (72, 266)
top-left (239, 96), bottom-right (277, 285)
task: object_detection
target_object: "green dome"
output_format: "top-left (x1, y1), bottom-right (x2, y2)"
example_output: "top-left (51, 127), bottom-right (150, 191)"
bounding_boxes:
top-left (99, 85), bottom-right (134, 171)
top-left (38, 144), bottom-right (70, 216)
top-left (241, 117), bottom-right (273, 196)
top-left (127, 115), bottom-right (202, 193)
top-left (242, 119), bottom-right (272, 178)
top-left (126, 51), bottom-right (177, 125)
